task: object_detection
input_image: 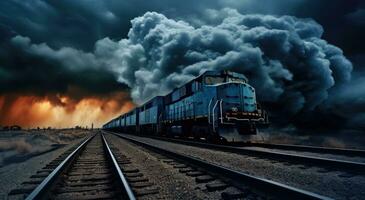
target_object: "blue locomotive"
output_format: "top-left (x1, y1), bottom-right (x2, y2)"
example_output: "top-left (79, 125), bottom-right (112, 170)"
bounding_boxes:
top-left (103, 71), bottom-right (269, 142)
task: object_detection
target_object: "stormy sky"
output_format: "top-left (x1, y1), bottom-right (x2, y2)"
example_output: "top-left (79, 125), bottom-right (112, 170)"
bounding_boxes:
top-left (0, 0), bottom-right (364, 129)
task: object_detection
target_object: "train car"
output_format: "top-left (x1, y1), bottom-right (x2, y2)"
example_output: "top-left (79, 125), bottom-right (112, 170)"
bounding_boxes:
top-left (104, 70), bottom-right (269, 142)
top-left (124, 108), bottom-right (139, 133)
top-left (139, 96), bottom-right (164, 135)
top-left (103, 117), bottom-right (119, 131)
top-left (119, 115), bottom-right (126, 132)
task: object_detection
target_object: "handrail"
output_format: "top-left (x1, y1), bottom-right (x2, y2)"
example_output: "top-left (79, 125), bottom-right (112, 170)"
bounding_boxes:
top-left (208, 98), bottom-right (213, 124)
top-left (212, 100), bottom-right (219, 132)
top-left (219, 99), bottom-right (223, 123)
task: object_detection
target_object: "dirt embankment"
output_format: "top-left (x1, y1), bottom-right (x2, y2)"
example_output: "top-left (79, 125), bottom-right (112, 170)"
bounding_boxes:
top-left (0, 129), bottom-right (90, 167)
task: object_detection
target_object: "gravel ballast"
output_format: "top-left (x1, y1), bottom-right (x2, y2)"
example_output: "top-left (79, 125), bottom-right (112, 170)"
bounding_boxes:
top-left (115, 133), bottom-right (365, 200)
top-left (105, 134), bottom-right (247, 200)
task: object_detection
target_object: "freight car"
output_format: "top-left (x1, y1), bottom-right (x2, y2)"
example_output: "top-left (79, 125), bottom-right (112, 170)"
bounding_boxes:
top-left (103, 70), bottom-right (269, 142)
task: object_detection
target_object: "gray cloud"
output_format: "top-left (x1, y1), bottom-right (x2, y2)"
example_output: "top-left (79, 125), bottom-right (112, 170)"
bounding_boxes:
top-left (90, 9), bottom-right (359, 130)
top-left (97, 10), bottom-right (350, 102)
top-left (0, 4), bottom-right (363, 131)
top-left (1, 0), bottom-right (363, 55)
top-left (346, 8), bottom-right (365, 26)
top-left (0, 35), bottom-right (128, 100)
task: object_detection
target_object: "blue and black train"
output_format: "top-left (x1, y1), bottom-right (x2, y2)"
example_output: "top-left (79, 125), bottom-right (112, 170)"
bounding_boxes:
top-left (103, 70), bottom-right (269, 142)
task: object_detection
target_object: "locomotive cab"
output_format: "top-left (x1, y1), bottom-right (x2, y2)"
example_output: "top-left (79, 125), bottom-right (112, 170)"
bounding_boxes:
top-left (202, 71), bottom-right (269, 141)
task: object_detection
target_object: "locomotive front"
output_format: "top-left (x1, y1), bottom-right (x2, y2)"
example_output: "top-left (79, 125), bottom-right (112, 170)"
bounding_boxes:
top-left (205, 71), bottom-right (269, 141)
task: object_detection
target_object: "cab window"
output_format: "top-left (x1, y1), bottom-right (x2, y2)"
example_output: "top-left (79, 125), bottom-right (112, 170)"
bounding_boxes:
top-left (228, 77), bottom-right (246, 83)
top-left (192, 81), bottom-right (202, 92)
top-left (204, 76), bottom-right (225, 85)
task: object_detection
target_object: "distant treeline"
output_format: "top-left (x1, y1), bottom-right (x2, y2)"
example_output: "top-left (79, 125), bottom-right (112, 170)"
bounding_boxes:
top-left (0, 125), bottom-right (95, 131)
top-left (0, 125), bottom-right (22, 131)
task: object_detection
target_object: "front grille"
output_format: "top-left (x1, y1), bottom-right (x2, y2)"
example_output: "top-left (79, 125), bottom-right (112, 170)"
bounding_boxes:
top-left (226, 112), bottom-right (261, 118)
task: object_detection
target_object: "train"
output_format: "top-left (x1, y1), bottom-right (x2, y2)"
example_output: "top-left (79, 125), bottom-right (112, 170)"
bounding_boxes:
top-left (103, 70), bottom-right (269, 142)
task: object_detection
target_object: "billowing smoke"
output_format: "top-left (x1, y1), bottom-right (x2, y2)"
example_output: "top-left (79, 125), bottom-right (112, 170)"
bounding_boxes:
top-left (1, 8), bottom-right (361, 131)
top-left (93, 9), bottom-right (355, 129)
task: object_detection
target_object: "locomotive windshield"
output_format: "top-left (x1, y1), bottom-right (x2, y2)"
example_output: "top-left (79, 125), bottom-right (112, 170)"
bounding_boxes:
top-left (228, 77), bottom-right (246, 83)
top-left (205, 75), bottom-right (246, 85)
top-left (205, 76), bottom-right (225, 85)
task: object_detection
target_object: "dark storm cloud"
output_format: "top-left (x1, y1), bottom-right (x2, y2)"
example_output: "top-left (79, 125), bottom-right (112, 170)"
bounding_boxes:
top-left (93, 10), bottom-right (358, 131)
top-left (0, 35), bottom-right (128, 99)
top-left (0, 0), bottom-right (364, 130)
top-left (347, 8), bottom-right (365, 26)
top-left (0, 0), bottom-right (363, 55)
top-left (0, 0), bottom-right (217, 50)
top-left (327, 74), bottom-right (365, 129)
top-left (0, 1), bottom-right (363, 80)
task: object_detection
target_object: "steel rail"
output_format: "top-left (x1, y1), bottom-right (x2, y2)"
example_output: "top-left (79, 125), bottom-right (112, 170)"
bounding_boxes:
top-left (109, 131), bottom-right (365, 157)
top-left (25, 135), bottom-right (95, 200)
top-left (110, 132), bottom-right (332, 200)
top-left (245, 142), bottom-right (365, 157)
top-left (137, 133), bottom-right (365, 157)
top-left (101, 133), bottom-right (136, 200)
top-left (110, 132), bottom-right (365, 173)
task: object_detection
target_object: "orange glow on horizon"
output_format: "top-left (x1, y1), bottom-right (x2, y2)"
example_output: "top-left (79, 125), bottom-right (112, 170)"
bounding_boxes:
top-left (0, 92), bottom-right (134, 128)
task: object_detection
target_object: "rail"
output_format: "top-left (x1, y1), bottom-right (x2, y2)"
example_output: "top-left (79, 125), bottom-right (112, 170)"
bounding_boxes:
top-left (101, 133), bottom-right (136, 200)
top-left (246, 142), bottom-right (365, 157)
top-left (25, 133), bottom-right (136, 200)
top-left (116, 132), bottom-right (365, 173)
top-left (110, 132), bottom-right (332, 200)
top-left (25, 135), bottom-right (95, 200)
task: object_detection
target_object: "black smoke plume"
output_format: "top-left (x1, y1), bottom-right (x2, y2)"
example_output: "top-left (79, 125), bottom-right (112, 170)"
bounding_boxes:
top-left (93, 9), bottom-right (358, 130)
top-left (1, 8), bottom-right (363, 131)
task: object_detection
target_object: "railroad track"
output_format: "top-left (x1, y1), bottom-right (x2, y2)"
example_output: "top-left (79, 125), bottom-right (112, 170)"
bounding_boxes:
top-left (113, 132), bottom-right (365, 174)
top-left (10, 132), bottom-right (135, 200)
top-left (108, 133), bottom-right (365, 157)
top-left (108, 131), bottom-right (332, 200)
top-left (140, 135), bottom-right (365, 158)
top-left (243, 142), bottom-right (365, 157)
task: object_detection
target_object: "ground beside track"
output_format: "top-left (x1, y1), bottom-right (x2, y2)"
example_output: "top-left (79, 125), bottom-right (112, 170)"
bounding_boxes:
top-left (0, 130), bottom-right (90, 199)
